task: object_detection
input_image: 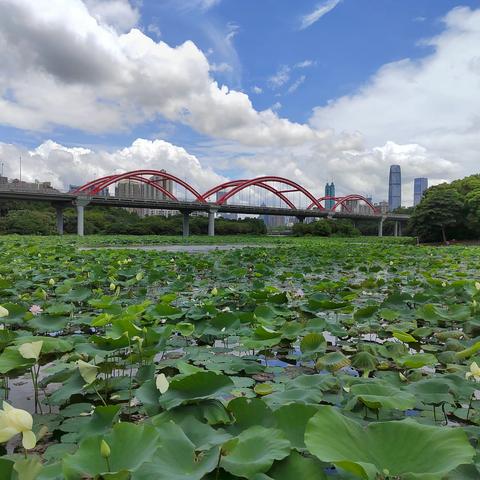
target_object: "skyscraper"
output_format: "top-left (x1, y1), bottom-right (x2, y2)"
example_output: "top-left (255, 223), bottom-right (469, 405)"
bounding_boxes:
top-left (325, 182), bottom-right (335, 209)
top-left (413, 177), bottom-right (428, 206)
top-left (388, 165), bottom-right (401, 211)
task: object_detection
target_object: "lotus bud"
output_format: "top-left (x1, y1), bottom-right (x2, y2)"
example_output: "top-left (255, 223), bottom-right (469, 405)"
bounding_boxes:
top-left (109, 283), bottom-right (116, 291)
top-left (211, 287), bottom-right (218, 296)
top-left (100, 439), bottom-right (111, 458)
top-left (476, 282), bottom-right (480, 290)
top-left (135, 272), bottom-right (144, 281)
top-left (48, 278), bottom-right (55, 286)
top-left (0, 306), bottom-right (9, 318)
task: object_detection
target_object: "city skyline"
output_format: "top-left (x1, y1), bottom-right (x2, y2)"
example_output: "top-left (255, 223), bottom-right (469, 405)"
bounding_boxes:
top-left (0, 1), bottom-right (479, 205)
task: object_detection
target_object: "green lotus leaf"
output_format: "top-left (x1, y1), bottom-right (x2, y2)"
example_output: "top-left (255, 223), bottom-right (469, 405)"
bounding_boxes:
top-left (227, 397), bottom-right (276, 433)
top-left (133, 421), bottom-right (219, 479)
top-left (266, 451), bottom-right (327, 479)
top-left (159, 371), bottom-right (234, 409)
top-left (351, 352), bottom-right (378, 372)
top-left (305, 406), bottom-right (475, 479)
top-left (175, 322), bottom-right (195, 337)
top-left (406, 378), bottom-right (454, 406)
top-left (392, 330), bottom-right (418, 343)
top-left (396, 353), bottom-right (438, 369)
top-left (316, 351), bottom-right (350, 372)
top-left (62, 422), bottom-right (160, 479)
top-left (254, 383), bottom-right (274, 396)
top-left (221, 426), bottom-right (291, 479)
top-left (300, 332), bottom-right (326, 356)
top-left (274, 403), bottom-right (319, 450)
top-left (346, 382), bottom-right (417, 411)
top-left (0, 347), bottom-right (35, 373)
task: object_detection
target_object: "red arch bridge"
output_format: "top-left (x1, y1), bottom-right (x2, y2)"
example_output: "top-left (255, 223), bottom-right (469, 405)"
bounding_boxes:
top-left (0, 169), bottom-right (409, 236)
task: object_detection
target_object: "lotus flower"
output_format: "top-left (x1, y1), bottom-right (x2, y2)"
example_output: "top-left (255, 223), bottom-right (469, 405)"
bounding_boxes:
top-left (466, 362), bottom-right (480, 382)
top-left (0, 306), bottom-right (9, 318)
top-left (29, 305), bottom-right (43, 316)
top-left (0, 402), bottom-right (36, 449)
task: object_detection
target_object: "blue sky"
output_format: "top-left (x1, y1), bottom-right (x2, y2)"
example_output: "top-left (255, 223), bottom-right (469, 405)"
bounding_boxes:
top-left (0, 0), bottom-right (479, 203)
top-left (1, 0), bottom-right (473, 150)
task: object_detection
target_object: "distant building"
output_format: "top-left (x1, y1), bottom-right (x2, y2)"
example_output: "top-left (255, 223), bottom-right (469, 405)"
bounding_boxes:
top-left (413, 177), bottom-right (428, 206)
top-left (216, 190), bottom-right (237, 220)
top-left (114, 171), bottom-right (175, 217)
top-left (0, 177), bottom-right (59, 193)
top-left (259, 202), bottom-right (284, 228)
top-left (388, 165), bottom-right (402, 211)
top-left (375, 201), bottom-right (389, 214)
top-left (325, 182), bottom-right (335, 209)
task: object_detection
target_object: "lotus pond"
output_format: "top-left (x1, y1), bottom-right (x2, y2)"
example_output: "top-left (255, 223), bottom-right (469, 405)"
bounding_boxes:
top-left (0, 235), bottom-right (480, 479)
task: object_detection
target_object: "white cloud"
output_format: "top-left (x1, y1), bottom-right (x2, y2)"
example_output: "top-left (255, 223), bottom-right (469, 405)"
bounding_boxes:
top-left (0, 0), bottom-right (319, 146)
top-left (0, 138), bottom-right (226, 194)
top-left (299, 0), bottom-right (342, 30)
top-left (268, 65), bottom-right (291, 89)
top-left (0, 1), bottom-right (476, 207)
top-left (295, 60), bottom-right (316, 68)
top-left (310, 6), bottom-right (480, 182)
top-left (252, 86), bottom-right (263, 94)
top-left (84, 0), bottom-right (140, 32)
top-left (287, 75), bottom-right (306, 94)
top-left (180, 0), bottom-right (222, 11)
top-left (210, 62), bottom-right (233, 73)
top-left (147, 23), bottom-right (162, 39)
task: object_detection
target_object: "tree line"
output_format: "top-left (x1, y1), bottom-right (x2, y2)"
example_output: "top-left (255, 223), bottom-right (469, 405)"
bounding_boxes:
top-left (0, 204), bottom-right (266, 235)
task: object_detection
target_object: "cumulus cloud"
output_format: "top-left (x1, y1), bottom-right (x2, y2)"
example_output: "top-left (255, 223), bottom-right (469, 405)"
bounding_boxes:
top-left (84, 0), bottom-right (140, 32)
top-left (299, 0), bottom-right (342, 30)
top-left (310, 6), bottom-right (480, 181)
top-left (0, 138), bottom-right (226, 194)
top-left (0, 1), bottom-right (477, 206)
top-left (0, 0), bottom-right (318, 146)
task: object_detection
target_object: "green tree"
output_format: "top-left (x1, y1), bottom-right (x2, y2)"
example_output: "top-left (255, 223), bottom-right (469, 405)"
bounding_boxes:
top-left (410, 184), bottom-right (464, 243)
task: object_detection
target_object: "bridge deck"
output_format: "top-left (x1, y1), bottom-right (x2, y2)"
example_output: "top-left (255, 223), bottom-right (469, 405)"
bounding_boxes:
top-left (0, 190), bottom-right (410, 221)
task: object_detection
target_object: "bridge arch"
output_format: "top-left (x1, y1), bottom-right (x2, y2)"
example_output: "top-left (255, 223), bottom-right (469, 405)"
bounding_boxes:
top-left (307, 194), bottom-right (378, 213)
top-left (206, 176), bottom-right (324, 210)
top-left (331, 195), bottom-right (378, 214)
top-left (72, 169), bottom-right (205, 202)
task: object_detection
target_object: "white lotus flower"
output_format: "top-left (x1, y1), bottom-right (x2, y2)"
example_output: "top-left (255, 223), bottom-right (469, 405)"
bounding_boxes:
top-left (0, 402), bottom-right (36, 449)
top-left (0, 306), bottom-right (8, 318)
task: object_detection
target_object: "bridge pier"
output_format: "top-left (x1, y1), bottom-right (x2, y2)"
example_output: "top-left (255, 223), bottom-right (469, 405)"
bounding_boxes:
top-left (378, 217), bottom-right (384, 237)
top-left (394, 221), bottom-right (399, 237)
top-left (208, 208), bottom-right (218, 237)
top-left (182, 211), bottom-right (190, 237)
top-left (296, 216), bottom-right (305, 224)
top-left (75, 198), bottom-right (90, 236)
top-left (55, 206), bottom-right (64, 235)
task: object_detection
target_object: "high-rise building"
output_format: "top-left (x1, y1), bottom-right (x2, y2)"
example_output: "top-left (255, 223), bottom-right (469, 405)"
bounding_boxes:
top-left (216, 190), bottom-right (237, 220)
top-left (325, 182), bottom-right (335, 209)
top-left (259, 202), bottom-right (284, 228)
top-left (413, 177), bottom-right (428, 206)
top-left (115, 171), bottom-right (174, 217)
top-left (388, 165), bottom-right (401, 211)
